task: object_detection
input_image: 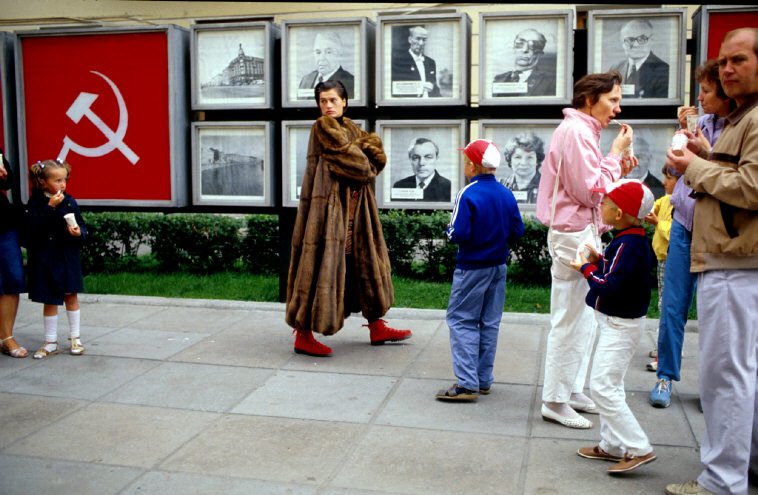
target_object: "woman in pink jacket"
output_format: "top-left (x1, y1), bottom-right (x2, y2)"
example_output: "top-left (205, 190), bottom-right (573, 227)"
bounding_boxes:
top-left (535, 70), bottom-right (636, 429)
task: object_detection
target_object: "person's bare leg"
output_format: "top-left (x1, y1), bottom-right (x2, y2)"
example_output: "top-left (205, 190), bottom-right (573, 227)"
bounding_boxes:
top-left (0, 294), bottom-right (26, 356)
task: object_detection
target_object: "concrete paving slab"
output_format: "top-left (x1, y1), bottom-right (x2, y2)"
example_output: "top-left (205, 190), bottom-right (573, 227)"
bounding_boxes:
top-left (0, 350), bottom-right (36, 378)
top-left (375, 377), bottom-right (534, 437)
top-left (0, 393), bottom-right (85, 449)
top-left (231, 369), bottom-right (397, 423)
top-left (12, 297), bottom-right (46, 326)
top-left (73, 303), bottom-right (166, 328)
top-left (124, 305), bottom-right (249, 334)
top-left (6, 402), bottom-right (219, 468)
top-left (170, 323), bottom-right (295, 368)
top-left (0, 296), bottom-right (727, 495)
top-left (530, 387), bottom-right (600, 441)
top-left (403, 327), bottom-right (455, 381)
top-left (102, 361), bottom-right (274, 412)
top-left (0, 355), bottom-right (158, 400)
top-left (86, 327), bottom-right (208, 360)
top-left (330, 425), bottom-right (526, 495)
top-left (626, 392), bottom-right (698, 448)
top-left (160, 415), bottom-right (364, 485)
top-left (283, 318), bottom-right (435, 377)
top-left (121, 471), bottom-right (317, 495)
top-left (0, 454), bottom-right (142, 495)
top-left (494, 347), bottom-right (543, 385)
top-left (500, 322), bottom-right (546, 351)
top-left (406, 321), bottom-right (543, 385)
top-left (522, 439), bottom-right (704, 495)
top-left (9, 324), bottom-right (121, 355)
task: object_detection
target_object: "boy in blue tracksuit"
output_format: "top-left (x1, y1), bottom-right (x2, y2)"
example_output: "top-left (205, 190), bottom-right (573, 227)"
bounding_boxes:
top-left (572, 179), bottom-right (657, 474)
top-left (436, 139), bottom-right (524, 402)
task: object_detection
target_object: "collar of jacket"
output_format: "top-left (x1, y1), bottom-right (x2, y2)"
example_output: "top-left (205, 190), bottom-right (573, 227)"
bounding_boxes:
top-left (726, 93), bottom-right (758, 126)
top-left (611, 226), bottom-right (647, 239)
top-left (562, 108), bottom-right (602, 136)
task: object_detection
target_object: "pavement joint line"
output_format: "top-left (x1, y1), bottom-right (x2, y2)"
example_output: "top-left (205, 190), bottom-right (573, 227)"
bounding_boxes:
top-left (77, 293), bottom-right (699, 331)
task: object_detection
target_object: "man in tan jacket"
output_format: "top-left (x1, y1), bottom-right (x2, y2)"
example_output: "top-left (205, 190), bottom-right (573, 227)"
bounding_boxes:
top-left (664, 27), bottom-right (758, 495)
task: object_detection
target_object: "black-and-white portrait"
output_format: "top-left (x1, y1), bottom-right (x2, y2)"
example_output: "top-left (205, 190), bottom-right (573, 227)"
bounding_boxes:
top-left (192, 24), bottom-right (271, 109)
top-left (378, 14), bottom-right (467, 104)
top-left (375, 121), bottom-right (465, 209)
top-left (480, 12), bottom-right (572, 103)
top-left (480, 121), bottom-right (558, 206)
top-left (192, 123), bottom-right (272, 206)
top-left (590, 10), bottom-right (685, 101)
top-left (390, 25), bottom-right (442, 98)
top-left (282, 120), bottom-right (366, 207)
top-left (392, 137), bottom-right (452, 201)
top-left (600, 121), bottom-right (678, 199)
top-left (283, 20), bottom-right (367, 107)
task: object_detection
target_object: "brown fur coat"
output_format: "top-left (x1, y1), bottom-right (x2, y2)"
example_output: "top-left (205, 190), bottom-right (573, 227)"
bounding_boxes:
top-left (285, 116), bottom-right (394, 335)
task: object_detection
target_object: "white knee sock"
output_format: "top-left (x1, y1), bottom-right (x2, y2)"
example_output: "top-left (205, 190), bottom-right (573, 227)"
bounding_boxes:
top-left (44, 315), bottom-right (58, 351)
top-left (67, 310), bottom-right (81, 339)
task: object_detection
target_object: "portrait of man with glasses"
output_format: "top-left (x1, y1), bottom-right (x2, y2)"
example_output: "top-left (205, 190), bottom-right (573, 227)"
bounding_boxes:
top-left (492, 28), bottom-right (557, 97)
top-left (610, 19), bottom-right (669, 98)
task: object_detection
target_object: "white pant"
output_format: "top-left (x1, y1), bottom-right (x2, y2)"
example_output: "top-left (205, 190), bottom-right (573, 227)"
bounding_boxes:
top-left (697, 269), bottom-right (758, 495)
top-left (542, 251), bottom-right (597, 403)
top-left (590, 312), bottom-right (652, 457)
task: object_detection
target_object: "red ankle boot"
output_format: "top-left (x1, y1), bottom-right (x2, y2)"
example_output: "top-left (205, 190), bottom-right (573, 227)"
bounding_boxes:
top-left (365, 319), bottom-right (412, 345)
top-left (293, 329), bottom-right (332, 357)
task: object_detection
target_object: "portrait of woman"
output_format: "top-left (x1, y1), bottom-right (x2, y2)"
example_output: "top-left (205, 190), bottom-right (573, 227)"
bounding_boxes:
top-left (500, 132), bottom-right (545, 204)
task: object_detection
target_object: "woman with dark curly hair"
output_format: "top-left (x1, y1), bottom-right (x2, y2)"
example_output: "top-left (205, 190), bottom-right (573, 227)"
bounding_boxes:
top-left (285, 80), bottom-right (412, 356)
top-left (501, 132), bottom-right (545, 204)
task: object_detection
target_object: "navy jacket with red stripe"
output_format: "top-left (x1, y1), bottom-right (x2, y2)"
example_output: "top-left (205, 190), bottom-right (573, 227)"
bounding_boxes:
top-left (580, 226), bottom-right (653, 319)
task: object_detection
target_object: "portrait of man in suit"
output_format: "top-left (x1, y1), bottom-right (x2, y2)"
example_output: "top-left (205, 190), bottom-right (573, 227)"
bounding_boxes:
top-left (391, 25), bottom-right (441, 98)
top-left (492, 28), bottom-right (556, 97)
top-left (298, 31), bottom-right (354, 98)
top-left (392, 137), bottom-right (451, 202)
top-left (611, 19), bottom-right (669, 98)
top-left (626, 133), bottom-right (665, 198)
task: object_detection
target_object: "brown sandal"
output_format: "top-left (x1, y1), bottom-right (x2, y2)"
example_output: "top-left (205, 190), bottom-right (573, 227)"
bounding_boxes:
top-left (1, 336), bottom-right (29, 358)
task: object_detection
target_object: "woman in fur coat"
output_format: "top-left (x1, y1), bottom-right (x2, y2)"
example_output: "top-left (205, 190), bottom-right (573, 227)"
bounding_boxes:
top-left (285, 80), bottom-right (412, 356)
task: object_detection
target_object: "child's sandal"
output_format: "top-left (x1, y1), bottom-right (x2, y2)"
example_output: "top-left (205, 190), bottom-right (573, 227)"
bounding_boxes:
top-left (68, 338), bottom-right (85, 356)
top-left (33, 342), bottom-right (59, 359)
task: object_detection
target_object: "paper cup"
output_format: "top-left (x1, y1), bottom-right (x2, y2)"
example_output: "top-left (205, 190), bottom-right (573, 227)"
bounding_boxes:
top-left (671, 133), bottom-right (688, 156)
top-left (63, 213), bottom-right (78, 228)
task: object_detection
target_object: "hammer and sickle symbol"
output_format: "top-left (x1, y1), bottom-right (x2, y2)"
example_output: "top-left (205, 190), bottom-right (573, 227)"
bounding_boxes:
top-left (58, 70), bottom-right (139, 165)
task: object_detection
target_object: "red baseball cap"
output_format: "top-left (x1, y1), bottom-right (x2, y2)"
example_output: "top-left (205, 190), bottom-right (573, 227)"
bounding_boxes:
top-left (458, 139), bottom-right (501, 168)
top-left (591, 179), bottom-right (654, 220)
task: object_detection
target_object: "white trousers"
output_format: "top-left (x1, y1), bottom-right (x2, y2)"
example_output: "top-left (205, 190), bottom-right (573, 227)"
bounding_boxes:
top-left (697, 269), bottom-right (758, 495)
top-left (542, 250), bottom-right (597, 403)
top-left (590, 312), bottom-right (652, 457)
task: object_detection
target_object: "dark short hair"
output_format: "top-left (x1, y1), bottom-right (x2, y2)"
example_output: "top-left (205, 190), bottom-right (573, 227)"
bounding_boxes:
top-left (314, 80), bottom-right (348, 105)
top-left (572, 70), bottom-right (623, 109)
top-left (503, 133), bottom-right (545, 171)
top-left (661, 164), bottom-right (675, 178)
top-left (408, 137), bottom-right (439, 158)
top-left (696, 59), bottom-right (728, 100)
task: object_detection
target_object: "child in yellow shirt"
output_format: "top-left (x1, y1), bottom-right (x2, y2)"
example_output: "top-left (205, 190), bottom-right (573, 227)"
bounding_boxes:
top-left (644, 166), bottom-right (677, 371)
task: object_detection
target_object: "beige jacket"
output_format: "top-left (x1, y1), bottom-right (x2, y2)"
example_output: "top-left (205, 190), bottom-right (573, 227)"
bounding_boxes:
top-left (685, 94), bottom-right (758, 272)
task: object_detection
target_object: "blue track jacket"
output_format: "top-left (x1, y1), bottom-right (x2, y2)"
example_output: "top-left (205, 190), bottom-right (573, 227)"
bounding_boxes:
top-left (446, 174), bottom-right (524, 269)
top-left (580, 226), bottom-right (653, 319)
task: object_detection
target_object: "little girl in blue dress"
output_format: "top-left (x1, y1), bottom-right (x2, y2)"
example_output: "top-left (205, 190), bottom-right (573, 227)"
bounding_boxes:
top-left (25, 159), bottom-right (87, 358)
